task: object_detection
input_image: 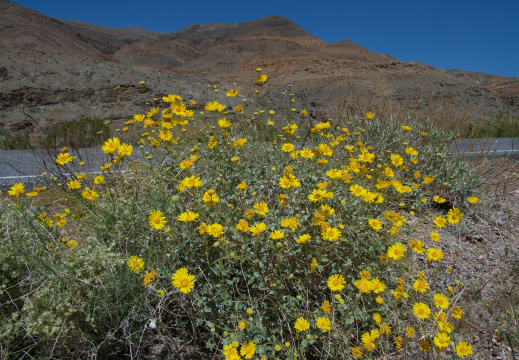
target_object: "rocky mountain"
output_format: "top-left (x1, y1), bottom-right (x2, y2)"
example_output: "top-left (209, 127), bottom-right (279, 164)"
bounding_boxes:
top-left (1, 0), bottom-right (518, 147)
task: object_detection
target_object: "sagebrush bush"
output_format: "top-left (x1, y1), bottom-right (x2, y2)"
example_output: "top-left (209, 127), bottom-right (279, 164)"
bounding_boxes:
top-left (1, 69), bottom-right (479, 359)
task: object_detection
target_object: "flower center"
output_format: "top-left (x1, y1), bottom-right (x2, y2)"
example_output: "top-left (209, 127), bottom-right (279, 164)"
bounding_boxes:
top-left (180, 278), bottom-right (189, 287)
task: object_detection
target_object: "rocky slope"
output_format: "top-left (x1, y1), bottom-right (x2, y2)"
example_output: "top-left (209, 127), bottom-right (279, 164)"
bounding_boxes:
top-left (1, 0), bottom-right (518, 147)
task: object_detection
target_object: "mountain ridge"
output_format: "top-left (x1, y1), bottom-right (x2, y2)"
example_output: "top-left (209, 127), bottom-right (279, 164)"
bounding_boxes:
top-left (1, 1), bottom-right (518, 146)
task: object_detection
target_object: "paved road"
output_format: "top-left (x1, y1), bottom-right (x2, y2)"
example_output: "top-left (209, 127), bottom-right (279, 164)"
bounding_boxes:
top-left (1, 138), bottom-right (518, 188)
top-left (451, 137), bottom-right (519, 156)
top-left (0, 147), bottom-right (149, 188)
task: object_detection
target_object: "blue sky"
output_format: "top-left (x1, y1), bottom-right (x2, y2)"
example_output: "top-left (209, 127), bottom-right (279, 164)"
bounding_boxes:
top-left (13, 0), bottom-right (519, 77)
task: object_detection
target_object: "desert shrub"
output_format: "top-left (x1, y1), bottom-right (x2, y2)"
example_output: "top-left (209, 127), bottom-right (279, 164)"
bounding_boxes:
top-left (0, 132), bottom-right (32, 150)
top-left (464, 106), bottom-right (519, 138)
top-left (41, 116), bottom-right (110, 149)
top-left (1, 70), bottom-right (478, 359)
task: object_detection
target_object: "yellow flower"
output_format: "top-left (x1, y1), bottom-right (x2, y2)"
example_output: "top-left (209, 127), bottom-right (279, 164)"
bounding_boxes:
top-left (177, 211), bottom-right (199, 222)
top-left (280, 217), bottom-right (300, 231)
top-left (452, 306), bottom-right (463, 319)
top-left (203, 190), bottom-right (220, 206)
top-left (405, 326), bottom-right (416, 338)
top-left (387, 243), bottom-right (406, 260)
top-left (433, 216), bottom-right (447, 228)
top-left (299, 148), bottom-right (314, 158)
top-left (100, 163), bottom-right (112, 171)
top-left (351, 347), bottom-right (363, 359)
top-left (295, 234), bottom-right (310, 244)
top-left (438, 320), bottom-right (453, 333)
top-left (373, 313), bottom-right (382, 324)
top-left (281, 143), bottom-right (295, 152)
top-left (279, 173), bottom-right (300, 189)
top-left (269, 230), bottom-right (285, 240)
top-left (234, 105), bottom-right (244, 113)
top-left (226, 89), bottom-right (238, 97)
top-left (382, 167), bottom-right (394, 178)
top-left (321, 227), bottom-right (342, 241)
top-left (117, 143), bottom-right (133, 157)
top-left (413, 302), bottom-right (431, 320)
top-left (181, 176), bottom-right (202, 189)
top-left (249, 222), bottom-right (266, 236)
top-left (235, 219), bottom-right (249, 233)
top-left (81, 189), bottom-right (98, 201)
top-left (349, 184), bottom-right (367, 197)
top-left (93, 175), bottom-right (105, 184)
top-left (327, 274), bottom-right (346, 291)
top-left (233, 138), bottom-right (247, 147)
top-left (433, 332), bottom-right (451, 350)
top-left (8, 182), bottom-right (25, 196)
top-left (433, 195), bottom-right (446, 203)
top-left (409, 240), bottom-right (425, 254)
top-left (419, 340), bottom-right (431, 352)
top-left (294, 318), bottom-right (310, 332)
top-left (375, 296), bottom-right (384, 304)
top-left (253, 202), bottom-right (269, 215)
top-left (206, 223), bottom-right (224, 238)
top-left (433, 293), bottom-right (450, 309)
top-left (371, 279), bottom-right (385, 293)
top-left (401, 125), bottom-right (412, 131)
top-left (467, 196), bottom-right (478, 204)
top-left (149, 210), bottom-right (167, 230)
top-left (231, 156), bottom-right (239, 162)
top-left (208, 136), bottom-right (217, 149)
top-left (223, 343), bottom-right (239, 358)
top-left (205, 101), bottom-right (225, 112)
top-left (56, 152), bottom-right (73, 165)
top-left (66, 239), bottom-right (77, 248)
top-left (321, 300), bottom-right (331, 313)
top-left (446, 208), bottom-right (463, 225)
top-left (128, 256), bottom-right (144, 273)
top-left (237, 182), bottom-right (247, 190)
top-left (430, 231), bottom-right (441, 242)
top-left (315, 317), bottom-right (331, 332)
top-left (256, 74), bottom-right (267, 82)
top-left (361, 329), bottom-right (380, 351)
top-left (390, 154), bottom-right (404, 167)
top-left (310, 258), bottom-right (317, 273)
top-left (143, 269), bottom-right (159, 285)
top-left (414, 279), bottom-right (430, 293)
top-left (171, 268), bottom-right (195, 294)
top-left (365, 111), bottom-right (375, 120)
top-left (434, 311), bottom-right (447, 322)
top-left (426, 247), bottom-right (444, 262)
top-left (456, 341), bottom-right (473, 358)
top-left (238, 320), bottom-right (247, 330)
top-left (394, 336), bottom-right (403, 349)
top-left (423, 175), bottom-right (435, 184)
top-left (368, 218), bottom-right (382, 231)
top-left (240, 341), bottom-right (256, 359)
top-left (354, 278), bottom-right (372, 293)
